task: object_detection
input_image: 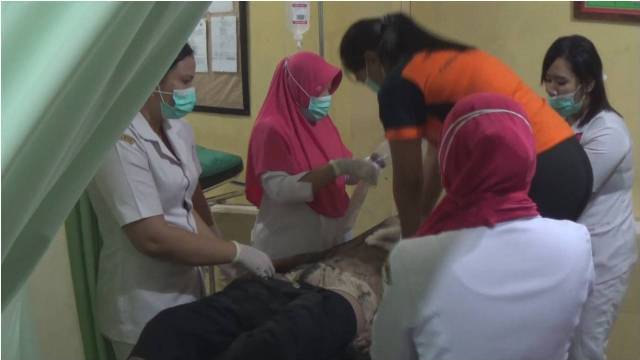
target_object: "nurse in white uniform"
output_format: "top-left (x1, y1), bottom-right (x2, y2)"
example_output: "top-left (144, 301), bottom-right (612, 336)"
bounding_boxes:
top-left (371, 93), bottom-right (595, 360)
top-left (88, 44), bottom-right (274, 360)
top-left (542, 35), bottom-right (637, 360)
top-left (245, 52), bottom-right (379, 260)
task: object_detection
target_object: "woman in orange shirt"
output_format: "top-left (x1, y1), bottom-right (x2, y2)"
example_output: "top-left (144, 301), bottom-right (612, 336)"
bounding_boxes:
top-left (340, 13), bottom-right (592, 236)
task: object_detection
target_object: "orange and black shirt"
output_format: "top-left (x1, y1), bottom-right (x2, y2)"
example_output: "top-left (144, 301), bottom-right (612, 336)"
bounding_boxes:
top-left (378, 49), bottom-right (574, 154)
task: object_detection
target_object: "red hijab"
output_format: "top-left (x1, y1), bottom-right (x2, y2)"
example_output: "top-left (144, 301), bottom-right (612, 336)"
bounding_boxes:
top-left (416, 93), bottom-right (539, 236)
top-left (245, 52), bottom-right (352, 218)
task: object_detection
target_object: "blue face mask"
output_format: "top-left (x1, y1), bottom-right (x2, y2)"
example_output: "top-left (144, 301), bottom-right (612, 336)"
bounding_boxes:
top-left (365, 79), bottom-right (381, 93)
top-left (285, 61), bottom-right (332, 122)
top-left (157, 86), bottom-right (196, 120)
top-left (548, 89), bottom-right (583, 119)
top-left (305, 95), bottom-right (332, 122)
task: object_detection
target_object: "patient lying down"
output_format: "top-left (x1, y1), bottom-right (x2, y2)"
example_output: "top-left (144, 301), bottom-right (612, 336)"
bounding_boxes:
top-left (128, 217), bottom-right (401, 360)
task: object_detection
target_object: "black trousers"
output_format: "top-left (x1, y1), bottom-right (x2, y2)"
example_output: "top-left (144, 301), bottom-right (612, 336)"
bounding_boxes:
top-left (130, 277), bottom-right (357, 360)
top-left (529, 135), bottom-right (593, 221)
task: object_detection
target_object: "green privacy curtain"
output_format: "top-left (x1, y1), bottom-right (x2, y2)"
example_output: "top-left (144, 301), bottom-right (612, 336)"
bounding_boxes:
top-left (1, 289), bottom-right (41, 360)
top-left (66, 194), bottom-right (115, 360)
top-left (1, 2), bottom-right (209, 359)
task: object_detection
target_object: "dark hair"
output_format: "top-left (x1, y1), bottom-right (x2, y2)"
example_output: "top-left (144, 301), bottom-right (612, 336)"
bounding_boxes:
top-left (541, 35), bottom-right (619, 127)
top-left (167, 43), bottom-right (194, 74)
top-left (340, 13), bottom-right (471, 73)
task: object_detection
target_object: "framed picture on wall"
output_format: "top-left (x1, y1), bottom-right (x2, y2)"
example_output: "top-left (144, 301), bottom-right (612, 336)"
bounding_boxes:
top-left (574, 1), bottom-right (640, 23)
top-left (189, 1), bottom-right (250, 116)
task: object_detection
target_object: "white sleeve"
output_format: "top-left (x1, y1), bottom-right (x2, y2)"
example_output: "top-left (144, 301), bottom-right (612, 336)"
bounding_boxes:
top-left (580, 119), bottom-right (631, 193)
top-left (91, 135), bottom-right (164, 226)
top-left (371, 245), bottom-right (419, 360)
top-left (260, 171), bottom-right (313, 204)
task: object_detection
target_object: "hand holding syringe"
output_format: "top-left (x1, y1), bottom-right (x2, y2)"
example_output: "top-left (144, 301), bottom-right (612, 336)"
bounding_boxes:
top-left (368, 152), bottom-right (388, 169)
top-left (368, 139), bottom-right (391, 169)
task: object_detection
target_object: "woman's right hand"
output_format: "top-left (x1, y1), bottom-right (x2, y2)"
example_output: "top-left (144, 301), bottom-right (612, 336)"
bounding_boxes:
top-left (330, 159), bottom-right (380, 185)
top-left (232, 242), bottom-right (275, 278)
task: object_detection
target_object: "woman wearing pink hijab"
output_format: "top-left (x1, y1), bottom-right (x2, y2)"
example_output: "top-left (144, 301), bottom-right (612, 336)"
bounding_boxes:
top-left (372, 93), bottom-right (595, 360)
top-left (246, 52), bottom-right (380, 260)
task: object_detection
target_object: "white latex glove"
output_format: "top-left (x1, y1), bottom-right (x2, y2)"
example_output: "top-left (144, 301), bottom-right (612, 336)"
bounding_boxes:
top-left (330, 158), bottom-right (380, 185)
top-left (232, 241), bottom-right (275, 278)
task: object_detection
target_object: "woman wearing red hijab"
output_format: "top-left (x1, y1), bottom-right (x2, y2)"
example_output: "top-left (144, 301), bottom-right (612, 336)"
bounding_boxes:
top-left (372, 93), bottom-right (594, 360)
top-left (246, 52), bottom-right (380, 260)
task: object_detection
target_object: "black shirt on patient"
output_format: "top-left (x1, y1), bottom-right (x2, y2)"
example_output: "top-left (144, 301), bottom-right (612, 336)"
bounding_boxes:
top-left (130, 277), bottom-right (357, 360)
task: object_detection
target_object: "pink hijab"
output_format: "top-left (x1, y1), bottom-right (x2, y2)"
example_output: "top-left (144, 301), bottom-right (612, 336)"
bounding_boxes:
top-left (416, 93), bottom-right (540, 236)
top-left (245, 52), bottom-right (352, 218)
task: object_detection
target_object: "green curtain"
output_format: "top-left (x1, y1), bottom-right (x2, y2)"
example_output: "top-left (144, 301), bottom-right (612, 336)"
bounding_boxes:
top-left (1, 289), bottom-right (41, 360)
top-left (1, 2), bottom-right (209, 359)
top-left (65, 194), bottom-right (115, 360)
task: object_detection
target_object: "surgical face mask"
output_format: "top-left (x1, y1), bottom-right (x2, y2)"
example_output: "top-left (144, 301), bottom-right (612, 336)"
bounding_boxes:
top-left (364, 63), bottom-right (381, 93)
top-left (365, 79), bottom-right (380, 93)
top-left (156, 86), bottom-right (196, 120)
top-left (548, 88), bottom-right (584, 119)
top-left (305, 95), bottom-right (332, 122)
top-left (285, 61), bottom-right (332, 122)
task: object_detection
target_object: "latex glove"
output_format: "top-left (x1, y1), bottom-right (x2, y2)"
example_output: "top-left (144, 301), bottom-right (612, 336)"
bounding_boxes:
top-left (330, 159), bottom-right (380, 185)
top-left (232, 241), bottom-right (275, 278)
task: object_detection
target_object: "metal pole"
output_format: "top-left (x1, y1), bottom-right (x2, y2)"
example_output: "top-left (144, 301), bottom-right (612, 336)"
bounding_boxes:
top-left (318, 1), bottom-right (325, 57)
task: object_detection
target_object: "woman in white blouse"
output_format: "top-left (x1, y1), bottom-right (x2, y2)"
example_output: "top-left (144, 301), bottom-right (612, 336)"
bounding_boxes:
top-left (89, 44), bottom-right (274, 359)
top-left (542, 34), bottom-right (637, 360)
top-left (371, 93), bottom-right (594, 360)
top-left (245, 51), bottom-right (380, 260)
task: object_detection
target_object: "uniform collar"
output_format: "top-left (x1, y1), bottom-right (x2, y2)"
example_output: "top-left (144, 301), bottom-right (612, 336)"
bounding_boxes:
top-left (130, 112), bottom-right (160, 142)
top-left (130, 112), bottom-right (187, 164)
